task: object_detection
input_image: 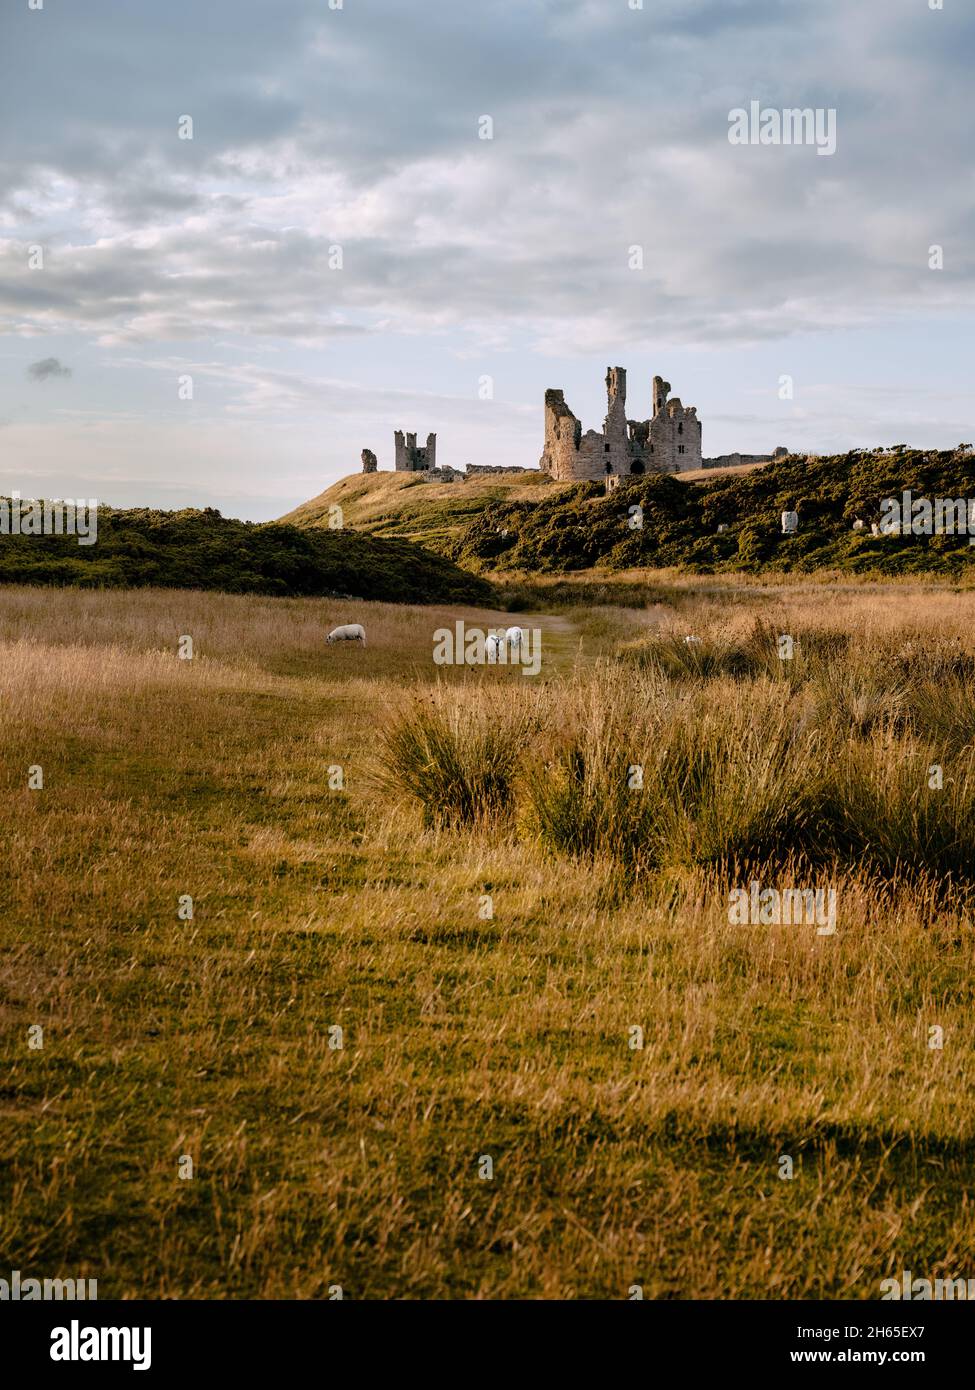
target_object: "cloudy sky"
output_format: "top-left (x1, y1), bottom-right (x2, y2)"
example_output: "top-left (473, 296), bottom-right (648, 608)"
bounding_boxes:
top-left (1, 0), bottom-right (972, 519)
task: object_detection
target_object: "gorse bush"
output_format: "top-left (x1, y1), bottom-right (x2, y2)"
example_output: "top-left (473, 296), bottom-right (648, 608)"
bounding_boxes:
top-left (0, 504), bottom-right (494, 605)
top-left (452, 446), bottom-right (975, 576)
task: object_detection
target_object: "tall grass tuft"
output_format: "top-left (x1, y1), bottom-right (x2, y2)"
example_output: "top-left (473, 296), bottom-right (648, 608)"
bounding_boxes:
top-left (521, 720), bottom-right (660, 880)
top-left (815, 741), bottom-right (975, 889)
top-left (521, 678), bottom-right (822, 879)
top-left (618, 619), bottom-right (847, 686)
top-left (907, 676), bottom-right (975, 752)
top-left (376, 688), bottom-right (539, 828)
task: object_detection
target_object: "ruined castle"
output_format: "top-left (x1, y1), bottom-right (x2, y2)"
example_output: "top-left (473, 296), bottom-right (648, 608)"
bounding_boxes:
top-left (360, 378), bottom-right (785, 481)
top-left (540, 368), bottom-right (702, 481)
top-left (394, 430), bottom-right (437, 472)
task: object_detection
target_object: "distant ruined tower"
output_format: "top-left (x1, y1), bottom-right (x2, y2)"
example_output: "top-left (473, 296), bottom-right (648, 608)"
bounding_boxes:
top-left (539, 365), bottom-right (702, 479)
top-left (652, 376), bottom-right (671, 416)
top-left (394, 430), bottom-right (437, 471)
top-left (361, 448), bottom-right (378, 473)
top-left (604, 367), bottom-right (628, 444)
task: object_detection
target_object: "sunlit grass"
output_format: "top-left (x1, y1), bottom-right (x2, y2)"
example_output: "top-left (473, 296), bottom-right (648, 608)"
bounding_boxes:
top-left (2, 580), bottom-right (975, 1299)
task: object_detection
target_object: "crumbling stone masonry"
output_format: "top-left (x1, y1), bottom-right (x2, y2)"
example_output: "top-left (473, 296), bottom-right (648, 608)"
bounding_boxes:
top-left (394, 430), bottom-right (437, 472)
top-left (539, 367), bottom-right (702, 481)
top-left (361, 449), bottom-right (378, 473)
top-left (465, 464), bottom-right (534, 476)
top-left (700, 447), bottom-right (789, 470)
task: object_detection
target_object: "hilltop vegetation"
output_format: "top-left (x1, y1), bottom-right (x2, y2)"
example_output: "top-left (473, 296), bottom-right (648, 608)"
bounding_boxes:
top-left (453, 448), bottom-right (975, 576)
top-left (280, 469), bottom-right (568, 549)
top-left (0, 504), bottom-right (493, 605)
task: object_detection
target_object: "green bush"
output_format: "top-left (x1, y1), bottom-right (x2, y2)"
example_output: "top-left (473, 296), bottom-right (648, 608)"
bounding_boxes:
top-left (453, 448), bottom-right (975, 577)
top-left (0, 504), bottom-right (493, 605)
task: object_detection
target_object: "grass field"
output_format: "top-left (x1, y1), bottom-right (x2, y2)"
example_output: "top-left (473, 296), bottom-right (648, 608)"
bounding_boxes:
top-left (2, 577), bottom-right (975, 1299)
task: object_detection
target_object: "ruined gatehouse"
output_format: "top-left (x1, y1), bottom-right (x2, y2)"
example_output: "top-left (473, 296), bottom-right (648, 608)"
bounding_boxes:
top-left (539, 367), bottom-right (702, 481)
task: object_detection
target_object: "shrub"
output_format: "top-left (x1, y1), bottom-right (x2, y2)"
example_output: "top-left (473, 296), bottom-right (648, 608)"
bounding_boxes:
top-left (0, 504), bottom-right (494, 605)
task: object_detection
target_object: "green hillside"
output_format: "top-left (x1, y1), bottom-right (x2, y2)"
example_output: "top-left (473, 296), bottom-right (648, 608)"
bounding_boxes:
top-left (0, 504), bottom-right (493, 605)
top-left (280, 469), bottom-right (569, 550)
top-left (449, 448), bottom-right (975, 577)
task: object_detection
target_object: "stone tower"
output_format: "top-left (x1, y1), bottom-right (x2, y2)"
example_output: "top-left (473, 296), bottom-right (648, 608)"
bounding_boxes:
top-left (604, 367), bottom-right (627, 442)
top-left (652, 376), bottom-right (671, 416)
top-left (361, 448), bottom-right (378, 473)
top-left (394, 430), bottom-right (437, 471)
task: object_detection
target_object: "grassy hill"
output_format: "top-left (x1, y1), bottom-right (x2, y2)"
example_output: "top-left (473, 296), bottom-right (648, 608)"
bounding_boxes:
top-left (280, 469), bottom-right (569, 550)
top-left (284, 449), bottom-right (975, 579)
top-left (449, 448), bottom-right (975, 577)
top-left (0, 504), bottom-right (493, 605)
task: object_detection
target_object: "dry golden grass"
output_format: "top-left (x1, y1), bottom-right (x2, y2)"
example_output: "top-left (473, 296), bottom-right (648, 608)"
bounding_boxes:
top-left (1, 579), bottom-right (974, 1299)
top-left (279, 468), bottom-right (571, 548)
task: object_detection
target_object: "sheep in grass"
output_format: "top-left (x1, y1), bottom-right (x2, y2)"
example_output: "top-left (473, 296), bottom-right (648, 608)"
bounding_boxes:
top-left (326, 623), bottom-right (366, 646)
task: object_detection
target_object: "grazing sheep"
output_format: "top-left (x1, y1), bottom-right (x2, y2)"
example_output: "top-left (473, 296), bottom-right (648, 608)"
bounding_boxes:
top-left (326, 623), bottom-right (366, 646)
top-left (484, 633), bottom-right (504, 662)
top-left (505, 625), bottom-right (526, 650)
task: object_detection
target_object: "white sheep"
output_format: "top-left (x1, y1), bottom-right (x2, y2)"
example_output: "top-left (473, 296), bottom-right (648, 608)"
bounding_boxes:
top-left (326, 623), bottom-right (366, 646)
top-left (484, 633), bottom-right (504, 662)
top-left (505, 625), bottom-right (526, 650)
